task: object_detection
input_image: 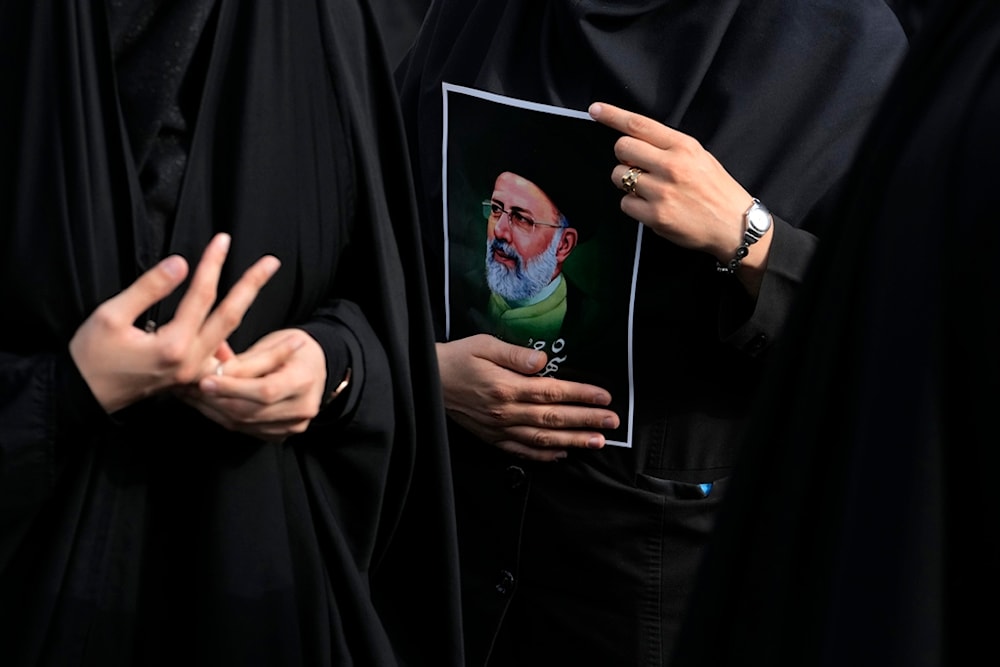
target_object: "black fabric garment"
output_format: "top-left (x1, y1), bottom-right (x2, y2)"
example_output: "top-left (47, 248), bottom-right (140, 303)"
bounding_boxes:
top-left (369, 0), bottom-right (430, 68)
top-left (671, 1), bottom-right (1000, 665)
top-left (886, 0), bottom-right (931, 37)
top-left (106, 0), bottom-right (219, 257)
top-left (0, 1), bottom-right (462, 665)
top-left (396, 2), bottom-right (907, 665)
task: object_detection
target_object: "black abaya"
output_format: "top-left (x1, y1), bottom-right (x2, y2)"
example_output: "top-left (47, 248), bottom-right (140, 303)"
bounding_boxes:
top-left (0, 1), bottom-right (462, 665)
top-left (671, 1), bottom-right (1000, 665)
top-left (396, 2), bottom-right (908, 665)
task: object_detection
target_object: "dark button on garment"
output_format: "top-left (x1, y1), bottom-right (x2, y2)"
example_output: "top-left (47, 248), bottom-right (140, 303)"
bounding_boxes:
top-left (746, 333), bottom-right (768, 354)
top-left (505, 465), bottom-right (527, 490)
top-left (495, 570), bottom-right (515, 596)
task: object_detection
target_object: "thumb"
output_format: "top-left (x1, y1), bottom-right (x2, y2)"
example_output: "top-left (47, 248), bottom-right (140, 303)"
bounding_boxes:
top-left (479, 334), bottom-right (548, 374)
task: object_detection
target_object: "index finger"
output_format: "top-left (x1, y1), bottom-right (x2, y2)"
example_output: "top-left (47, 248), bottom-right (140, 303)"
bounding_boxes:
top-left (588, 102), bottom-right (682, 151)
top-left (518, 375), bottom-right (614, 408)
top-left (172, 233), bottom-right (232, 329)
top-left (103, 255), bottom-right (189, 328)
top-left (474, 336), bottom-right (614, 406)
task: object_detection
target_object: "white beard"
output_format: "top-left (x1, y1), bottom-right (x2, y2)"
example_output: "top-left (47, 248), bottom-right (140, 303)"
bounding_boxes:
top-left (485, 229), bottom-right (563, 303)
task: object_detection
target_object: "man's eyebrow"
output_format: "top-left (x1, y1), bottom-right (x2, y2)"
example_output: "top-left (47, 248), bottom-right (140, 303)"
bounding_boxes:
top-left (491, 198), bottom-right (535, 217)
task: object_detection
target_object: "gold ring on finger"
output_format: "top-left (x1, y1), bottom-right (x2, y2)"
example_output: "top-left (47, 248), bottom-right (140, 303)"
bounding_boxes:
top-left (621, 166), bottom-right (643, 196)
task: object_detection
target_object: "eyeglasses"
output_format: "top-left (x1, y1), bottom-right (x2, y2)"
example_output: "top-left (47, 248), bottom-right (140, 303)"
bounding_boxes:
top-left (482, 200), bottom-right (563, 234)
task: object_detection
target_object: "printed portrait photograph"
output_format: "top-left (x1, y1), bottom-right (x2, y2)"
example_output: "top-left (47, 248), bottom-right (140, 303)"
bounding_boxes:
top-left (442, 85), bottom-right (642, 446)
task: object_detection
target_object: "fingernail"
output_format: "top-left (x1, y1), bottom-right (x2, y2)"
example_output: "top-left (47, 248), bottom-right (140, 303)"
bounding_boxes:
top-left (264, 255), bottom-right (282, 276)
top-left (161, 255), bottom-right (185, 279)
top-left (554, 451), bottom-right (569, 460)
top-left (216, 233), bottom-right (231, 250)
top-left (602, 417), bottom-right (617, 429)
top-left (201, 379), bottom-right (217, 392)
top-left (525, 351), bottom-right (545, 370)
top-left (589, 102), bottom-right (603, 117)
top-left (587, 436), bottom-right (605, 449)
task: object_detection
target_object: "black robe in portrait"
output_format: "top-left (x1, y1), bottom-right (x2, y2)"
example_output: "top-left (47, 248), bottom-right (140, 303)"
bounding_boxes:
top-left (396, 2), bottom-right (908, 665)
top-left (671, 1), bottom-right (1000, 665)
top-left (0, 1), bottom-right (461, 665)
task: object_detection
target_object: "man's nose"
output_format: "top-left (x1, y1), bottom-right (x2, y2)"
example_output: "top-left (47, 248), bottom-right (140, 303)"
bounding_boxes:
top-left (494, 211), bottom-right (515, 241)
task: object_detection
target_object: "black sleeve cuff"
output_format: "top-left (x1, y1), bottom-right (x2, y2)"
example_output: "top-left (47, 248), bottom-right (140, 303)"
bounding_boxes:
top-left (297, 320), bottom-right (363, 420)
top-left (719, 216), bottom-right (818, 357)
top-left (54, 349), bottom-right (114, 440)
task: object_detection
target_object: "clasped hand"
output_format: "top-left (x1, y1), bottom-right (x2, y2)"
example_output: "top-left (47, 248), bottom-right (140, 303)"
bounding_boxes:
top-left (69, 233), bottom-right (327, 441)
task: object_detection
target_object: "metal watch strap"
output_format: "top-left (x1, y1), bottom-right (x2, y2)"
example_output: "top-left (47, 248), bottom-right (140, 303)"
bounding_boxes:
top-left (716, 198), bottom-right (769, 275)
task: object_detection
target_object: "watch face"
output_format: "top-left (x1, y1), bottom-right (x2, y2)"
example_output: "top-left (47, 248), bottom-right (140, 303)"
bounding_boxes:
top-left (746, 202), bottom-right (772, 236)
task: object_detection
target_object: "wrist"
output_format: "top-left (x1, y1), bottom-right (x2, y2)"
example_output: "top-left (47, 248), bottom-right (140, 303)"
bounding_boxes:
top-left (716, 198), bottom-right (773, 275)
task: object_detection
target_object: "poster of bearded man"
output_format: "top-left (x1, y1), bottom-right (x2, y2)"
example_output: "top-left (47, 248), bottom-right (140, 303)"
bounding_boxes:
top-left (442, 85), bottom-right (640, 447)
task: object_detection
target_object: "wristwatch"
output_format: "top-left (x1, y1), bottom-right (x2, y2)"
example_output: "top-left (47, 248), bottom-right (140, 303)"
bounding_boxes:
top-left (716, 198), bottom-right (772, 274)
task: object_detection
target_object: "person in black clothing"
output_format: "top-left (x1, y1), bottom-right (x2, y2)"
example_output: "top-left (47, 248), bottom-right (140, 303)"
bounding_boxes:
top-left (0, 1), bottom-right (461, 664)
top-left (395, 1), bottom-right (908, 664)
